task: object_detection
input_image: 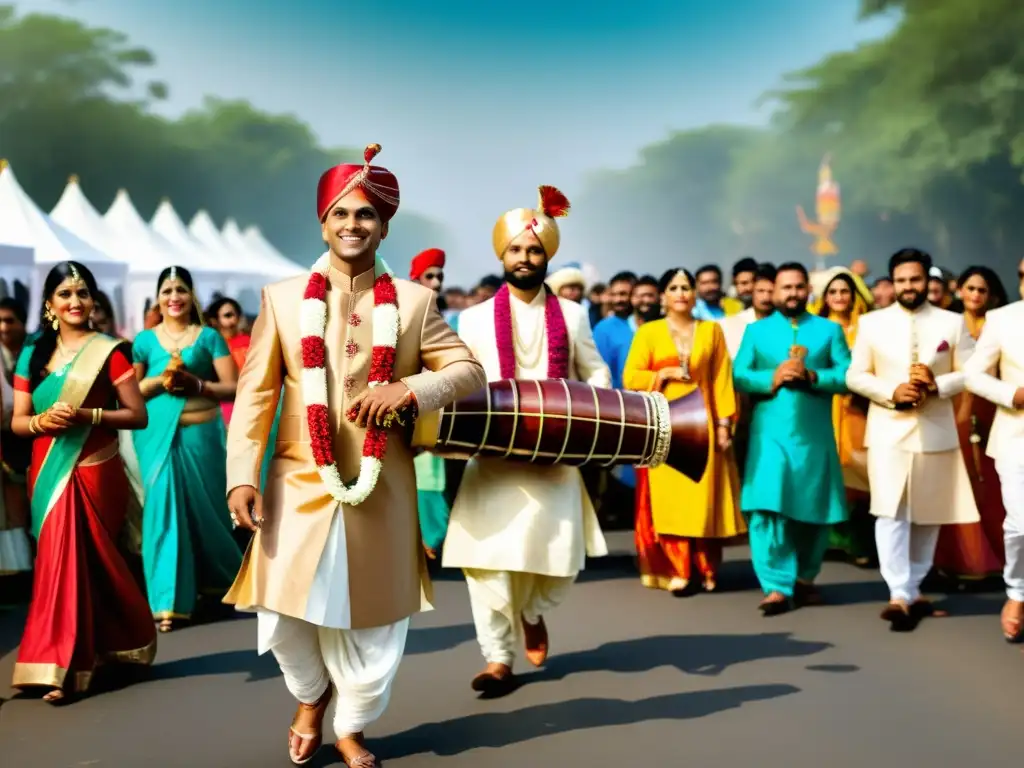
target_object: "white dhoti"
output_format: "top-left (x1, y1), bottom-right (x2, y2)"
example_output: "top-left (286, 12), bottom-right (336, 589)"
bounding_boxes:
top-left (463, 569), bottom-right (574, 666)
top-left (996, 459), bottom-right (1024, 603)
top-left (257, 610), bottom-right (409, 737)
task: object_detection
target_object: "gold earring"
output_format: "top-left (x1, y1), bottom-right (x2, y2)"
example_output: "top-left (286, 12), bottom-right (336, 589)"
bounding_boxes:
top-left (44, 306), bottom-right (58, 331)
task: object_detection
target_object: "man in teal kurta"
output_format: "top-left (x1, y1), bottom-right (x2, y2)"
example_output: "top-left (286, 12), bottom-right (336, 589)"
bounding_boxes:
top-left (733, 262), bottom-right (851, 615)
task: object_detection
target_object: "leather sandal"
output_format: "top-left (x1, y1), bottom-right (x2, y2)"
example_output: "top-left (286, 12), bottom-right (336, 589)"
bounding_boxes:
top-left (1001, 599), bottom-right (1024, 643)
top-left (336, 734), bottom-right (379, 767)
top-left (881, 600), bottom-right (917, 632)
top-left (758, 591), bottom-right (792, 616)
top-left (288, 686), bottom-right (333, 765)
top-left (521, 614), bottom-right (549, 667)
top-left (471, 662), bottom-right (515, 697)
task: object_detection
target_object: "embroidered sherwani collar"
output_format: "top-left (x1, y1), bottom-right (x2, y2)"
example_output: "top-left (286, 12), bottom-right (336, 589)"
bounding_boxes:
top-left (327, 264), bottom-right (376, 293)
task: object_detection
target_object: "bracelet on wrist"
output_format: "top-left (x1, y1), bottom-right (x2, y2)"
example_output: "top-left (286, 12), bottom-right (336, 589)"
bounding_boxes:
top-left (92, 408), bottom-right (103, 426)
top-left (28, 415), bottom-right (39, 435)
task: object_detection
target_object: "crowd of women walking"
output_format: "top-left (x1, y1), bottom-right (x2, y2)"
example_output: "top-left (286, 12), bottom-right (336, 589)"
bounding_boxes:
top-left (0, 261), bottom-right (262, 702)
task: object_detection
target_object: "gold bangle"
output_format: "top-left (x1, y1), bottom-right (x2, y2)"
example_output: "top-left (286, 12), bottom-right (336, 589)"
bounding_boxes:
top-left (92, 408), bottom-right (103, 426)
top-left (28, 415), bottom-right (39, 435)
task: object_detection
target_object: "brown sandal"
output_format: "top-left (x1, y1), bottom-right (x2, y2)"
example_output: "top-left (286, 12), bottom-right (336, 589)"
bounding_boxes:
top-left (288, 686), bottom-right (333, 765)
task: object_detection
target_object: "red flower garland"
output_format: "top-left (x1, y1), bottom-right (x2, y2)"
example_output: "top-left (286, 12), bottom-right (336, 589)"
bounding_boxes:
top-left (493, 283), bottom-right (570, 380)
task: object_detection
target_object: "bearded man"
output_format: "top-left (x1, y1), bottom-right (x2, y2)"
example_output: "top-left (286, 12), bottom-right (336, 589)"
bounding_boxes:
top-left (224, 145), bottom-right (485, 767)
top-left (443, 185), bottom-right (610, 696)
top-left (846, 247), bottom-right (978, 631)
top-left (734, 262), bottom-right (851, 615)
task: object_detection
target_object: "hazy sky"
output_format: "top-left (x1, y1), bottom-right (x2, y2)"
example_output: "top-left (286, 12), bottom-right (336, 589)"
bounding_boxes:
top-left (16, 0), bottom-right (895, 281)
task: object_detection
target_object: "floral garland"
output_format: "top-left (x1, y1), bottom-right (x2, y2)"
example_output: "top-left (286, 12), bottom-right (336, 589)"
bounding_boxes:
top-left (300, 253), bottom-right (399, 505)
top-left (493, 283), bottom-right (569, 379)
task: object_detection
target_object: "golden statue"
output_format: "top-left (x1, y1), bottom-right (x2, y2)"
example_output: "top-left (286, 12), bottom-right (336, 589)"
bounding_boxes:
top-left (796, 154), bottom-right (841, 266)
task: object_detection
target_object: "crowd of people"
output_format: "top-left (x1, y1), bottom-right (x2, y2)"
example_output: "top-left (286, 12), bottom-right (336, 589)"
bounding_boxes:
top-left (0, 142), bottom-right (1022, 767)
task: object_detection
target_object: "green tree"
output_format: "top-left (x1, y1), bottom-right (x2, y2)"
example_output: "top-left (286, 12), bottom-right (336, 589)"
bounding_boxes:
top-left (573, 125), bottom-right (762, 276)
top-left (0, 5), bottom-right (446, 269)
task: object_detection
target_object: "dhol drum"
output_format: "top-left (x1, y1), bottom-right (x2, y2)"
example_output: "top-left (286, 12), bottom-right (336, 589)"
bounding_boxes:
top-left (410, 379), bottom-right (708, 483)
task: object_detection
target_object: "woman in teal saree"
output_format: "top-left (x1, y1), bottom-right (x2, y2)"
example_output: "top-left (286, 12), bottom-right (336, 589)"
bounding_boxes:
top-left (133, 267), bottom-right (242, 632)
top-left (10, 262), bottom-right (154, 703)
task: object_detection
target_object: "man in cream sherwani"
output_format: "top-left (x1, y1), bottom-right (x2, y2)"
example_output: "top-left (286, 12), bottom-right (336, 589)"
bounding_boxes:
top-left (846, 247), bottom-right (978, 631)
top-left (443, 185), bottom-right (610, 696)
top-left (963, 296), bottom-right (1024, 642)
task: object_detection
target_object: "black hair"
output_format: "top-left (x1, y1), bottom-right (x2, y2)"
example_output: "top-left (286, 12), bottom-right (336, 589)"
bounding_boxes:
top-left (609, 271), bottom-right (638, 286)
top-left (817, 272), bottom-right (858, 318)
top-left (0, 296), bottom-right (27, 325)
top-left (957, 266), bottom-right (1009, 310)
top-left (28, 261), bottom-right (100, 390)
top-left (754, 263), bottom-right (777, 283)
top-left (633, 274), bottom-right (659, 290)
top-left (657, 267), bottom-right (696, 294)
top-left (92, 290), bottom-right (116, 324)
top-left (695, 264), bottom-right (721, 281)
top-left (888, 247), bottom-right (932, 278)
top-left (872, 276), bottom-right (892, 287)
top-left (477, 274), bottom-right (503, 291)
top-left (732, 257), bottom-right (758, 279)
top-left (155, 266), bottom-right (203, 326)
top-left (775, 261), bottom-right (809, 282)
top-left (206, 296), bottom-right (244, 326)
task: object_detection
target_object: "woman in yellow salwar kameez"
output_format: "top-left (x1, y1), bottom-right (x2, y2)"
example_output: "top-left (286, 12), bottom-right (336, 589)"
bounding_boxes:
top-left (818, 269), bottom-right (874, 566)
top-left (624, 268), bottom-right (745, 595)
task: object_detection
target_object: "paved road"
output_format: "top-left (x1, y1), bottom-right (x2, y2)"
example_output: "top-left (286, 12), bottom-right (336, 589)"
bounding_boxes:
top-left (0, 534), bottom-right (1019, 767)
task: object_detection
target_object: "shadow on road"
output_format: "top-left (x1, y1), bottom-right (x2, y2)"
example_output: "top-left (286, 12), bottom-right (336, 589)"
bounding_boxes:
top-left (133, 623), bottom-right (477, 686)
top-left (375, 684), bottom-right (801, 759)
top-left (520, 631), bottom-right (832, 683)
top-left (406, 623), bottom-right (476, 655)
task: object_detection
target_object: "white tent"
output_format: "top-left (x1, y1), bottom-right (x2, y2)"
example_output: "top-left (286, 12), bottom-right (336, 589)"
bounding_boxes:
top-left (152, 199), bottom-right (209, 264)
top-left (189, 211), bottom-right (277, 315)
top-left (51, 178), bottom-right (165, 334)
top-left (241, 224), bottom-right (305, 275)
top-left (104, 189), bottom-right (233, 332)
top-left (222, 219), bottom-right (301, 280)
top-left (0, 162), bottom-right (128, 330)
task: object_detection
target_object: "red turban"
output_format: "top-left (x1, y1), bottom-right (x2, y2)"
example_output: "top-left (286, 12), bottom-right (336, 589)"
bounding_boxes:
top-left (317, 143), bottom-right (400, 222)
top-left (409, 248), bottom-right (446, 281)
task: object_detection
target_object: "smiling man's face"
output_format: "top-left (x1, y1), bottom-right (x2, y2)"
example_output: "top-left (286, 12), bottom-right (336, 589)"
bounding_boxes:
top-left (320, 188), bottom-right (388, 263)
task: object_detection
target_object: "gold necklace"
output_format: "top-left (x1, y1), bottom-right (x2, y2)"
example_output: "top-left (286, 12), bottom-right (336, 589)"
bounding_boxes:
top-left (56, 332), bottom-right (94, 357)
top-left (667, 317), bottom-right (697, 380)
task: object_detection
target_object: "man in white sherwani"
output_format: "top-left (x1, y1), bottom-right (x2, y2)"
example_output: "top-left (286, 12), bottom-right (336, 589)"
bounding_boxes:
top-left (443, 185), bottom-right (610, 696)
top-left (963, 291), bottom-right (1024, 642)
top-left (846, 248), bottom-right (978, 631)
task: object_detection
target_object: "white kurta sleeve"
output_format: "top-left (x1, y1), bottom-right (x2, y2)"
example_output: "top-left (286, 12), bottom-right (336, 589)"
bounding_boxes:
top-left (573, 308), bottom-right (611, 387)
top-left (845, 322), bottom-right (895, 406)
top-left (964, 314), bottom-right (1016, 409)
top-left (934, 316), bottom-right (971, 399)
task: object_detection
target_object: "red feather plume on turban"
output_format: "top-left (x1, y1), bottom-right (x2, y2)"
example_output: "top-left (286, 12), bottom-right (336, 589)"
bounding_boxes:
top-left (409, 248), bottom-right (446, 281)
top-left (317, 143), bottom-right (400, 222)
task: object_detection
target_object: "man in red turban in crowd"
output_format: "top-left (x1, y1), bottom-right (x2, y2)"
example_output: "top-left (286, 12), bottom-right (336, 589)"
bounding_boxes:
top-left (409, 248), bottom-right (445, 294)
top-left (223, 144), bottom-right (485, 767)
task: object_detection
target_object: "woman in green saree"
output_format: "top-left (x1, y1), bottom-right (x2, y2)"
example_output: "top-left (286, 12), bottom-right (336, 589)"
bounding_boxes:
top-left (10, 261), bottom-right (154, 703)
top-left (133, 266), bottom-right (242, 632)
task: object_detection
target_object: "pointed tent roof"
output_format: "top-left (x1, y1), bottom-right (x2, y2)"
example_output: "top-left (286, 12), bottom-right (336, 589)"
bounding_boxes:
top-left (222, 218), bottom-right (300, 278)
top-left (241, 224), bottom-right (304, 274)
top-left (51, 175), bottom-right (116, 250)
top-left (0, 161), bottom-right (123, 269)
top-left (151, 199), bottom-right (203, 254)
top-left (105, 189), bottom-right (208, 274)
top-left (189, 210), bottom-right (237, 259)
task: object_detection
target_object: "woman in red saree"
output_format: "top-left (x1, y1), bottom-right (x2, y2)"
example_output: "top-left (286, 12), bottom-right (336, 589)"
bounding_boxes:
top-left (935, 266), bottom-right (1009, 583)
top-left (10, 261), bottom-right (153, 703)
top-left (206, 297), bottom-right (250, 425)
